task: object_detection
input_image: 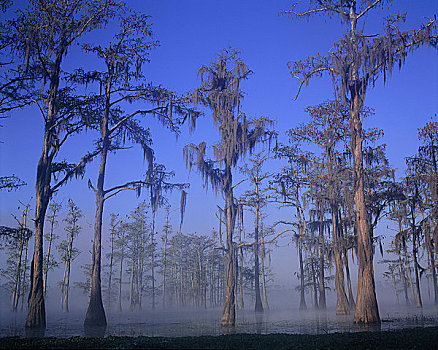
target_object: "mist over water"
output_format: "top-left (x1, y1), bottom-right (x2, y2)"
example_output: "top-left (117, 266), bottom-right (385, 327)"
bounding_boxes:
top-left (1, 286), bottom-right (437, 338)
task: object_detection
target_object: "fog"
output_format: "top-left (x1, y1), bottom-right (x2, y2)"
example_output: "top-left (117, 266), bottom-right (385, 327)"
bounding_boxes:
top-left (1, 278), bottom-right (437, 338)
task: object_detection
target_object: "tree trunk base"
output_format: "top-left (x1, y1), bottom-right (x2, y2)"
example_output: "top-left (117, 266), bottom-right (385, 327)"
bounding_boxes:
top-left (299, 302), bottom-right (307, 311)
top-left (255, 300), bottom-right (264, 313)
top-left (84, 300), bottom-right (107, 328)
top-left (25, 294), bottom-right (46, 330)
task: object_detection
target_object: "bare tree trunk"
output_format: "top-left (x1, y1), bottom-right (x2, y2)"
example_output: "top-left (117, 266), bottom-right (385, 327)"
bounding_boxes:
top-left (85, 98), bottom-right (110, 328)
top-left (411, 206), bottom-right (422, 308)
top-left (260, 219), bottom-right (269, 311)
top-left (63, 257), bottom-right (71, 312)
top-left (151, 212), bottom-right (156, 310)
top-left (44, 217), bottom-right (56, 297)
top-left (350, 96), bottom-right (380, 324)
top-left (221, 168), bottom-right (236, 327)
top-left (396, 216), bottom-right (410, 305)
top-left (318, 203), bottom-right (326, 310)
top-left (117, 246), bottom-right (124, 312)
top-left (332, 205), bottom-right (349, 314)
top-left (162, 209), bottom-right (170, 309)
top-left (343, 250), bottom-right (355, 310)
top-left (296, 192), bottom-right (307, 310)
top-left (26, 128), bottom-right (52, 330)
top-left (298, 235), bottom-right (307, 311)
top-left (12, 238), bottom-right (24, 312)
top-left (254, 203), bottom-right (263, 312)
top-left (107, 227), bottom-right (115, 311)
top-left (21, 234), bottom-right (30, 311)
top-left (237, 210), bottom-right (245, 310)
top-left (425, 224), bottom-right (438, 305)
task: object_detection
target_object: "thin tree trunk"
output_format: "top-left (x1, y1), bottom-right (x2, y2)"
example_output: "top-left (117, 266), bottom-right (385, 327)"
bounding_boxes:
top-left (295, 191), bottom-right (307, 310)
top-left (221, 167), bottom-right (236, 327)
top-left (151, 211), bottom-right (156, 310)
top-left (63, 256), bottom-right (71, 312)
top-left (254, 203), bottom-right (263, 312)
top-left (318, 202), bottom-right (326, 310)
top-left (12, 237), bottom-right (24, 312)
top-left (85, 96), bottom-right (110, 328)
top-left (107, 227), bottom-right (115, 311)
top-left (411, 204), bottom-right (422, 308)
top-left (44, 217), bottom-right (56, 297)
top-left (332, 205), bottom-right (349, 314)
top-left (162, 209), bottom-right (169, 309)
top-left (425, 223), bottom-right (438, 305)
top-left (117, 244), bottom-right (124, 312)
top-left (260, 219), bottom-right (269, 310)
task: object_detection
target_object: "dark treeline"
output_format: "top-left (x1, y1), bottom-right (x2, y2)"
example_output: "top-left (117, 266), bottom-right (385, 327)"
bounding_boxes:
top-left (0, 0), bottom-right (437, 335)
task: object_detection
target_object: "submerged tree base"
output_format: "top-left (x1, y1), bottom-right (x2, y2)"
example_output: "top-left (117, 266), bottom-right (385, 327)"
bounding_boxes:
top-left (2, 327), bottom-right (437, 349)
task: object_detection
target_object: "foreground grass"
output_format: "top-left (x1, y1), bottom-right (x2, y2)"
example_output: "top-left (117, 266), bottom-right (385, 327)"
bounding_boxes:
top-left (1, 326), bottom-right (437, 349)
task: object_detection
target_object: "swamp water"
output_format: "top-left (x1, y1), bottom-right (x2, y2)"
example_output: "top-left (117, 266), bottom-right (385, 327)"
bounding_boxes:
top-left (1, 305), bottom-right (437, 338)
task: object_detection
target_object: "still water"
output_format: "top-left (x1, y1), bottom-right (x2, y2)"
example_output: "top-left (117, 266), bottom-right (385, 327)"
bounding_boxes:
top-left (1, 305), bottom-right (437, 338)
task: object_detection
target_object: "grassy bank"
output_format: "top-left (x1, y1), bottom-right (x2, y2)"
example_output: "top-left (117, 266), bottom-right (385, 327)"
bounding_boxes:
top-left (1, 326), bottom-right (437, 349)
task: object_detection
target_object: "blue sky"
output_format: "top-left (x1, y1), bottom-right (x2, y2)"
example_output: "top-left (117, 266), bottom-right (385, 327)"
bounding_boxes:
top-left (1, 0), bottom-right (437, 287)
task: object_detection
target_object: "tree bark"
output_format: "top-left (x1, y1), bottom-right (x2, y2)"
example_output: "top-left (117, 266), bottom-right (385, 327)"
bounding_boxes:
top-left (254, 194), bottom-right (263, 312)
top-left (332, 205), bottom-right (350, 314)
top-left (221, 167), bottom-right (236, 327)
top-left (350, 96), bottom-right (380, 324)
top-left (26, 118), bottom-right (53, 330)
top-left (411, 205), bottom-right (422, 308)
top-left (44, 216), bottom-right (56, 297)
top-left (117, 241), bottom-right (124, 312)
top-left (318, 202), bottom-right (326, 310)
top-left (84, 114), bottom-right (109, 328)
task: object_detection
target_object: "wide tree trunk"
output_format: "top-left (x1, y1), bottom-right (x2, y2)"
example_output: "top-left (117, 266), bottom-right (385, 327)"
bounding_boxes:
top-left (26, 128), bottom-right (52, 330)
top-left (350, 96), bottom-right (380, 324)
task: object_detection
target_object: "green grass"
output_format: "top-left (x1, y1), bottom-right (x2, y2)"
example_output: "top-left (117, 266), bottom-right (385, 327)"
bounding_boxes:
top-left (1, 326), bottom-right (437, 349)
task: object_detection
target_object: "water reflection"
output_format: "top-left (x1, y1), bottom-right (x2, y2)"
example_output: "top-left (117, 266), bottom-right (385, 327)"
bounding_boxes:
top-left (24, 326), bottom-right (45, 338)
top-left (0, 305), bottom-right (437, 338)
top-left (84, 325), bottom-right (106, 338)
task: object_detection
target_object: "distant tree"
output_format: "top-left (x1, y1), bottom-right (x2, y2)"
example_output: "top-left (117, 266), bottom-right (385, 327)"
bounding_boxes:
top-left (282, 0), bottom-right (437, 324)
top-left (160, 205), bottom-right (174, 309)
top-left (114, 221), bottom-right (129, 312)
top-left (412, 118), bottom-right (438, 304)
top-left (57, 199), bottom-right (82, 312)
top-left (240, 151), bottom-right (271, 312)
top-left (43, 201), bottom-right (62, 296)
top-left (74, 263), bottom-right (92, 297)
top-left (184, 49), bottom-right (274, 326)
top-left (105, 213), bottom-right (120, 311)
top-left (0, 200), bottom-right (33, 312)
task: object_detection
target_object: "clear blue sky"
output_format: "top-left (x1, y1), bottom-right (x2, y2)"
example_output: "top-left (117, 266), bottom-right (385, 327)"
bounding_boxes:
top-left (1, 0), bottom-right (437, 287)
